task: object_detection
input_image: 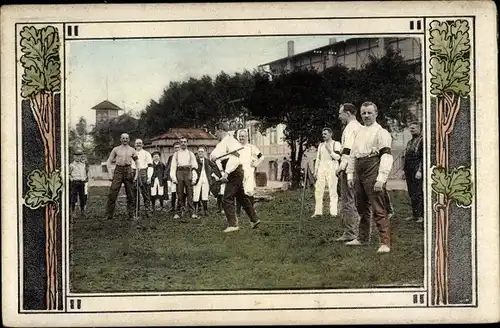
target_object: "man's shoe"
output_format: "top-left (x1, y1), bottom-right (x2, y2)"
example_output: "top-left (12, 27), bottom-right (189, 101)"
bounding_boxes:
top-left (223, 226), bottom-right (239, 233)
top-left (250, 220), bottom-right (261, 229)
top-left (377, 244), bottom-right (391, 253)
top-left (336, 235), bottom-right (352, 242)
top-left (311, 214), bottom-right (322, 218)
top-left (405, 216), bottom-right (416, 221)
top-left (192, 214), bottom-right (199, 219)
top-left (345, 239), bottom-right (362, 246)
top-left (173, 214), bottom-right (180, 219)
top-left (416, 217), bottom-right (424, 223)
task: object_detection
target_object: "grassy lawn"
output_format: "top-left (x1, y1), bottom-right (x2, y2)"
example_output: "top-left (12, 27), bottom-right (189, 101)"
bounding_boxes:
top-left (69, 186), bottom-right (424, 293)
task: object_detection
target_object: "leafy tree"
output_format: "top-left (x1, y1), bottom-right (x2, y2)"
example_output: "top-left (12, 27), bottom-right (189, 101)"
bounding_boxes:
top-left (91, 113), bottom-right (140, 159)
top-left (20, 25), bottom-right (63, 310)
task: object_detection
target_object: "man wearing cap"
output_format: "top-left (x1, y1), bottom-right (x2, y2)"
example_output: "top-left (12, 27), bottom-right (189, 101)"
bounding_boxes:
top-left (169, 137), bottom-right (198, 220)
top-left (312, 127), bottom-right (342, 218)
top-left (69, 148), bottom-right (89, 217)
top-left (106, 133), bottom-right (139, 220)
top-left (335, 103), bottom-right (362, 242)
top-left (346, 102), bottom-right (394, 253)
top-left (210, 122), bottom-right (260, 233)
top-left (150, 150), bottom-right (168, 214)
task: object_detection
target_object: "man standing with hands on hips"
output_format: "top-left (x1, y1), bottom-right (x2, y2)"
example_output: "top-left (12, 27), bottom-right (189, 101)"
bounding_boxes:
top-left (336, 103), bottom-right (362, 242)
top-left (210, 122), bottom-right (260, 233)
top-left (346, 102), bottom-right (394, 253)
top-left (312, 127), bottom-right (342, 218)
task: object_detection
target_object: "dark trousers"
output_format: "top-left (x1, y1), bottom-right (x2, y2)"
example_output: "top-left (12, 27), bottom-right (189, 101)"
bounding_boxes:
top-left (133, 169), bottom-right (151, 213)
top-left (339, 171), bottom-right (360, 240)
top-left (223, 166), bottom-right (258, 227)
top-left (106, 165), bottom-right (135, 219)
top-left (354, 157), bottom-right (391, 246)
top-left (236, 195), bottom-right (255, 216)
top-left (176, 168), bottom-right (194, 216)
top-left (405, 172), bottom-right (424, 218)
top-left (70, 180), bottom-right (86, 212)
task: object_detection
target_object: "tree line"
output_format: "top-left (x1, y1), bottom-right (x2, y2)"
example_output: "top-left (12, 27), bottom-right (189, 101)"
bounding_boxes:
top-left (72, 46), bottom-right (421, 187)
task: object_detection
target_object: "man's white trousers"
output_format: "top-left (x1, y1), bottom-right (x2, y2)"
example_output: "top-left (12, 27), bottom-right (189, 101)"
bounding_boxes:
top-left (314, 160), bottom-right (339, 216)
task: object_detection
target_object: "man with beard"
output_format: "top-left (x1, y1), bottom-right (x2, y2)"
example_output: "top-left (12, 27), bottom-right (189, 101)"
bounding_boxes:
top-left (169, 137), bottom-right (198, 220)
top-left (346, 102), bottom-right (394, 253)
top-left (403, 121), bottom-right (424, 223)
top-left (210, 122), bottom-right (260, 232)
top-left (105, 133), bottom-right (139, 220)
top-left (150, 150), bottom-right (168, 213)
top-left (312, 127), bottom-right (342, 218)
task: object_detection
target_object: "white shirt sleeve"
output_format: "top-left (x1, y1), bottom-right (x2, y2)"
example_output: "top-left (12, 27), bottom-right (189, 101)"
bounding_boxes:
top-left (146, 151), bottom-right (153, 180)
top-left (314, 144), bottom-right (321, 174)
top-left (170, 153), bottom-right (177, 181)
top-left (376, 129), bottom-right (394, 183)
top-left (340, 124), bottom-right (358, 171)
top-left (190, 151), bottom-right (199, 170)
top-left (251, 145), bottom-right (264, 168)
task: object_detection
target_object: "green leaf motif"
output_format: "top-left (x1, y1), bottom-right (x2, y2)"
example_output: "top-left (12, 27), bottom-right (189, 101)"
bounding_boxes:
top-left (449, 20), bottom-right (471, 61)
top-left (19, 25), bottom-right (61, 97)
top-left (431, 167), bottom-right (450, 195)
top-left (448, 167), bottom-right (473, 207)
top-left (429, 57), bottom-right (449, 96)
top-left (429, 20), bottom-right (449, 57)
top-left (445, 58), bottom-right (471, 96)
top-left (24, 169), bottom-right (51, 209)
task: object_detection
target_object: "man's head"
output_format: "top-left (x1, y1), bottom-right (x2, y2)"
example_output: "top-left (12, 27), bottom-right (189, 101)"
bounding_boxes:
top-left (238, 129), bottom-right (248, 144)
top-left (322, 127), bottom-right (333, 141)
top-left (152, 151), bottom-right (160, 162)
top-left (74, 149), bottom-right (83, 162)
top-left (409, 121), bottom-right (422, 137)
top-left (360, 102), bottom-right (378, 126)
top-left (179, 137), bottom-right (188, 150)
top-left (134, 139), bottom-right (143, 150)
top-left (197, 146), bottom-right (206, 159)
top-left (173, 142), bottom-right (181, 152)
top-left (120, 133), bottom-right (130, 145)
top-left (215, 122), bottom-right (230, 141)
top-left (338, 103), bottom-right (357, 124)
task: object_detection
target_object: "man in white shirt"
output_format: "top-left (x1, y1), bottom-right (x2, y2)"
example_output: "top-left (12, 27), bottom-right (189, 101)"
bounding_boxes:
top-left (131, 139), bottom-right (153, 218)
top-left (170, 137), bottom-right (198, 220)
top-left (210, 122), bottom-right (260, 233)
top-left (312, 127), bottom-right (342, 218)
top-left (69, 148), bottom-right (89, 218)
top-left (335, 103), bottom-right (362, 242)
top-left (193, 146), bottom-right (216, 217)
top-left (346, 102), bottom-right (394, 253)
top-left (236, 129), bottom-right (264, 217)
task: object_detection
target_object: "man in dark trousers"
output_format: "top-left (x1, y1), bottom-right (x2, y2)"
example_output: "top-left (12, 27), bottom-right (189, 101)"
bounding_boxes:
top-left (210, 122), bottom-right (260, 233)
top-left (69, 148), bottom-right (89, 218)
top-left (169, 137), bottom-right (198, 220)
top-left (280, 157), bottom-right (290, 181)
top-left (403, 121), bottom-right (424, 223)
top-left (166, 142), bottom-right (181, 213)
top-left (105, 133), bottom-right (139, 220)
top-left (193, 146), bottom-right (216, 217)
top-left (150, 150), bottom-right (168, 213)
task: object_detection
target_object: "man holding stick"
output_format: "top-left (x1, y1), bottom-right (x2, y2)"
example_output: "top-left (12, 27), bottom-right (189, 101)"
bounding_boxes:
top-left (131, 139), bottom-right (153, 218)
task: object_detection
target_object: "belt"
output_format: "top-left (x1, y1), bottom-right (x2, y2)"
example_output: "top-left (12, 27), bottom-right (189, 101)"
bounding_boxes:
top-left (355, 154), bottom-right (379, 159)
top-left (177, 166), bottom-right (192, 170)
top-left (116, 164), bottom-right (131, 167)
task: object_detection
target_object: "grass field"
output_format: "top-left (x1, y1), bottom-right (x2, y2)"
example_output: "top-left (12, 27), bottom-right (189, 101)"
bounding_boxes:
top-left (69, 186), bottom-right (424, 293)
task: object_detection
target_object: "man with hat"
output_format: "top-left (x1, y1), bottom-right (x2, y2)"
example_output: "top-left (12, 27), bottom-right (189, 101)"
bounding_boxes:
top-left (150, 150), bottom-right (168, 213)
top-left (210, 122), bottom-right (260, 233)
top-left (69, 148), bottom-right (89, 218)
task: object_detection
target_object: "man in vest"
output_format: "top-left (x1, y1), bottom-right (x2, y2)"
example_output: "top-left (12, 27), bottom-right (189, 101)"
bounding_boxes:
top-left (170, 137), bottom-right (198, 220)
top-left (335, 103), bottom-right (362, 242)
top-left (210, 122), bottom-right (260, 233)
top-left (312, 127), bottom-right (342, 218)
top-left (131, 139), bottom-right (153, 218)
top-left (193, 145), bottom-right (216, 217)
top-left (69, 148), bottom-right (89, 218)
top-left (150, 150), bottom-right (168, 213)
top-left (166, 142), bottom-right (181, 212)
top-left (346, 102), bottom-right (394, 253)
top-left (105, 133), bottom-right (139, 220)
top-left (403, 121), bottom-right (424, 223)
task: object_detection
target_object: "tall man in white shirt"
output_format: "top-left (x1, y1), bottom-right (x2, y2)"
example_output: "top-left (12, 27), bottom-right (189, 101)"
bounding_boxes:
top-left (132, 139), bottom-right (154, 217)
top-left (170, 137), bottom-right (198, 220)
top-left (236, 129), bottom-right (264, 217)
top-left (312, 127), bottom-right (342, 218)
top-left (210, 123), bottom-right (260, 233)
top-left (335, 103), bottom-right (362, 242)
top-left (346, 102), bottom-right (394, 253)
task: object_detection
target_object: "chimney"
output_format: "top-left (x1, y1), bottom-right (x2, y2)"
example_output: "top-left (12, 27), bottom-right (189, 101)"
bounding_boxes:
top-left (329, 38), bottom-right (337, 45)
top-left (287, 40), bottom-right (295, 57)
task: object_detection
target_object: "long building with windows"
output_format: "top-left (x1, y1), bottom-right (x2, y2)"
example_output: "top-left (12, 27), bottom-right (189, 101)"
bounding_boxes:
top-left (248, 37), bottom-right (422, 180)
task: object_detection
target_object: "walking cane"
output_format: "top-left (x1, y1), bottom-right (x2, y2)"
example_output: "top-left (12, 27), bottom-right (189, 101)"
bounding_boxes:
top-left (134, 172), bottom-right (140, 220)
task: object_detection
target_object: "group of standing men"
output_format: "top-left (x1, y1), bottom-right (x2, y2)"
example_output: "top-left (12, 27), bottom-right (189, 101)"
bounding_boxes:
top-left (312, 101), bottom-right (422, 254)
top-left (104, 123), bottom-right (264, 233)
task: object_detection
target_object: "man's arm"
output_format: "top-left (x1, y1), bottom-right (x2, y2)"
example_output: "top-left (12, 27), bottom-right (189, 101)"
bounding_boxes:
top-left (170, 154), bottom-right (178, 182)
top-left (339, 125), bottom-right (358, 171)
top-left (376, 129), bottom-right (394, 183)
top-left (314, 144), bottom-right (321, 175)
top-left (131, 150), bottom-right (140, 180)
top-left (146, 151), bottom-right (153, 182)
top-left (251, 145), bottom-right (264, 168)
top-left (106, 147), bottom-right (117, 176)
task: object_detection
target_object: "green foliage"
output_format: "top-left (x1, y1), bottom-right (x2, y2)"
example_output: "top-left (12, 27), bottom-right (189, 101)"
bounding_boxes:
top-left (91, 113), bottom-right (141, 158)
top-left (20, 26), bottom-right (61, 98)
top-left (429, 20), bottom-right (471, 97)
top-left (431, 166), bottom-right (473, 207)
top-left (24, 169), bottom-right (63, 209)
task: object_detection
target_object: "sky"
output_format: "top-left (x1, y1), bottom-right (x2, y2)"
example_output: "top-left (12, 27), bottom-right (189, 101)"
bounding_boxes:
top-left (67, 36), bottom-right (345, 128)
